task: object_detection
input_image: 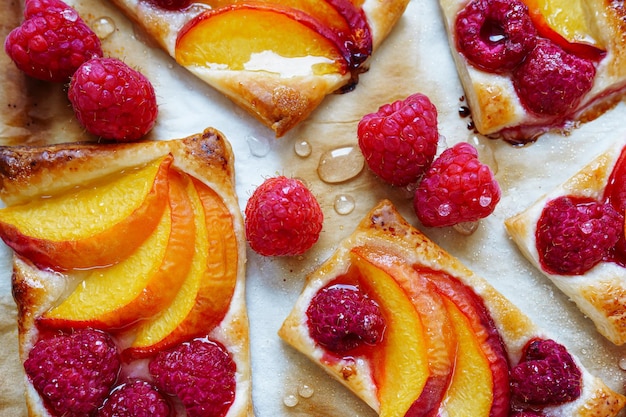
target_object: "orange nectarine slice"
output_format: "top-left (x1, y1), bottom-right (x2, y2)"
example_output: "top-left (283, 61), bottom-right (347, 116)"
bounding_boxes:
top-left (440, 297), bottom-right (493, 417)
top-left (175, 4), bottom-right (349, 76)
top-left (126, 176), bottom-right (238, 357)
top-left (352, 245), bottom-right (457, 416)
top-left (350, 249), bottom-right (429, 417)
top-left (40, 170), bottom-right (195, 330)
top-left (0, 155), bottom-right (172, 270)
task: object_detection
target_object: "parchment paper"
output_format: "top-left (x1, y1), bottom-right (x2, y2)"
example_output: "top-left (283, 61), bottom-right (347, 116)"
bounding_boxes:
top-left (1, 0), bottom-right (625, 416)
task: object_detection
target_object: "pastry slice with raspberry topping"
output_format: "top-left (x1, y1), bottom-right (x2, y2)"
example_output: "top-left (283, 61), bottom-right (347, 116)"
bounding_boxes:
top-left (279, 200), bottom-right (626, 417)
top-left (0, 129), bottom-right (253, 417)
top-left (506, 139), bottom-right (626, 345)
top-left (439, 0), bottom-right (626, 143)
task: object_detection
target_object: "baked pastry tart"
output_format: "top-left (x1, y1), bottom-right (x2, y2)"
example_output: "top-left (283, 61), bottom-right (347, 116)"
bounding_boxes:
top-left (506, 141), bottom-right (626, 346)
top-left (0, 129), bottom-right (252, 417)
top-left (106, 0), bottom-right (410, 136)
top-left (439, 0), bottom-right (626, 143)
top-left (279, 199), bottom-right (626, 417)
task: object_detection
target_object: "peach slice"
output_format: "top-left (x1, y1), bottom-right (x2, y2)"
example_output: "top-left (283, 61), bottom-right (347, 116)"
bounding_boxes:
top-left (175, 4), bottom-right (350, 76)
top-left (522, 0), bottom-right (605, 60)
top-left (440, 297), bottom-right (493, 416)
top-left (349, 249), bottom-right (430, 417)
top-left (0, 156), bottom-right (172, 271)
top-left (351, 245), bottom-right (457, 417)
top-left (126, 176), bottom-right (238, 358)
top-left (418, 267), bottom-right (511, 417)
top-left (40, 171), bottom-right (195, 330)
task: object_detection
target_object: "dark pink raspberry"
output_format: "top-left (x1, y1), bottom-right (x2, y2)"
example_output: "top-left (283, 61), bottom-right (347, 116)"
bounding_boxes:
top-left (68, 57), bottom-right (158, 142)
top-left (96, 379), bottom-right (171, 417)
top-left (4, 0), bottom-right (103, 82)
top-left (150, 338), bottom-right (236, 417)
top-left (510, 338), bottom-right (582, 407)
top-left (414, 142), bottom-right (501, 227)
top-left (306, 284), bottom-right (385, 354)
top-left (357, 93), bottom-right (439, 187)
top-left (455, 0), bottom-right (536, 72)
top-left (514, 38), bottom-right (596, 116)
top-left (245, 176), bottom-right (323, 256)
top-left (24, 329), bottom-right (120, 417)
top-left (536, 196), bottom-right (622, 275)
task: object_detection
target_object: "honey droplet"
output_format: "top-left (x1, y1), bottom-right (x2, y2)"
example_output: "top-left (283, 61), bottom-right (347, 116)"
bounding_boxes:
top-left (453, 221), bottom-right (479, 235)
top-left (317, 146), bottom-right (364, 184)
top-left (247, 134), bottom-right (271, 157)
top-left (283, 394), bottom-right (299, 407)
top-left (334, 194), bottom-right (355, 215)
top-left (619, 357), bottom-right (626, 371)
top-left (298, 384), bottom-right (314, 398)
top-left (294, 140), bottom-right (312, 158)
top-left (91, 17), bottom-right (116, 40)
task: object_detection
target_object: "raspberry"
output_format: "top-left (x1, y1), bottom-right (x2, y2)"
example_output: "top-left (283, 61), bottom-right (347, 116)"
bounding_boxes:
top-left (306, 284), bottom-right (385, 354)
top-left (514, 38), bottom-right (596, 116)
top-left (96, 379), bottom-right (171, 417)
top-left (357, 93), bottom-right (439, 187)
top-left (245, 176), bottom-right (323, 256)
top-left (414, 142), bottom-right (501, 227)
top-left (24, 329), bottom-right (120, 417)
top-left (150, 338), bottom-right (236, 417)
top-left (68, 57), bottom-right (158, 142)
top-left (4, 0), bottom-right (103, 82)
top-left (455, 0), bottom-right (536, 72)
top-left (536, 196), bottom-right (622, 275)
top-left (510, 338), bottom-right (582, 406)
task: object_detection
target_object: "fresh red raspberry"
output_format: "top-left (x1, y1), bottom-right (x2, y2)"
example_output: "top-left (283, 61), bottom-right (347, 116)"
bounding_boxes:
top-left (68, 57), bottom-right (158, 142)
top-left (245, 176), bottom-right (323, 256)
top-left (510, 339), bottom-right (582, 407)
top-left (24, 329), bottom-right (120, 417)
top-left (306, 284), bottom-right (385, 354)
top-left (4, 0), bottom-right (103, 82)
top-left (149, 338), bottom-right (236, 417)
top-left (96, 379), bottom-right (171, 417)
top-left (455, 0), bottom-right (536, 72)
top-left (414, 142), bottom-right (501, 227)
top-left (357, 93), bottom-right (439, 187)
top-left (536, 196), bottom-right (622, 275)
top-left (514, 39), bottom-right (596, 116)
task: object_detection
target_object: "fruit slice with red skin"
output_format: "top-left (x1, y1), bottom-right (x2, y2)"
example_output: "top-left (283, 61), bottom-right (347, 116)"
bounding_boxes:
top-left (521, 0), bottom-right (605, 60)
top-left (440, 297), bottom-right (493, 416)
top-left (126, 176), bottom-right (238, 358)
top-left (40, 170), bottom-right (195, 330)
top-left (175, 4), bottom-right (350, 75)
top-left (352, 245), bottom-right (457, 417)
top-left (0, 155), bottom-right (172, 271)
top-left (417, 267), bottom-right (511, 417)
top-left (349, 249), bottom-right (430, 417)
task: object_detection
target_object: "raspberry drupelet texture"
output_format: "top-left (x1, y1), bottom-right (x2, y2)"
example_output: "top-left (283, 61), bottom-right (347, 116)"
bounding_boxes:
top-left (68, 57), bottom-right (158, 142)
top-left (514, 39), bottom-right (596, 116)
top-left (4, 0), bottom-right (103, 82)
top-left (536, 196), bottom-right (622, 275)
top-left (245, 176), bottom-right (323, 256)
top-left (306, 284), bottom-right (385, 354)
top-left (414, 142), bottom-right (501, 227)
top-left (455, 0), bottom-right (536, 72)
top-left (357, 93), bottom-right (439, 187)
top-left (150, 338), bottom-right (236, 417)
top-left (96, 379), bottom-right (171, 417)
top-left (24, 329), bottom-right (120, 417)
top-left (510, 338), bottom-right (582, 407)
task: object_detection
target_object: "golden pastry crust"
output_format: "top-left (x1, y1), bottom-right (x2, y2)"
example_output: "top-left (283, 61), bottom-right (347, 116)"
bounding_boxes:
top-left (438, 0), bottom-right (626, 140)
top-left (2, 129), bottom-right (252, 417)
top-left (107, 0), bottom-right (410, 137)
top-left (279, 199), bottom-right (626, 416)
top-left (505, 143), bottom-right (626, 346)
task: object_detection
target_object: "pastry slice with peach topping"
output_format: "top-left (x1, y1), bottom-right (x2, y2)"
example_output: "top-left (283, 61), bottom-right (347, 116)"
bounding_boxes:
top-left (279, 199), bottom-right (626, 417)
